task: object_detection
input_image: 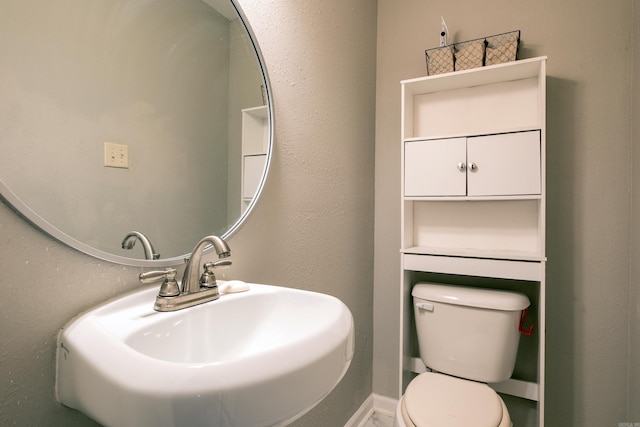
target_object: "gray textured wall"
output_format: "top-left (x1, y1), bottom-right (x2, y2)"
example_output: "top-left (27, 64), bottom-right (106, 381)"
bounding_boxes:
top-left (0, 1), bottom-right (377, 426)
top-left (374, 0), bottom-right (636, 425)
top-left (631, 0), bottom-right (640, 421)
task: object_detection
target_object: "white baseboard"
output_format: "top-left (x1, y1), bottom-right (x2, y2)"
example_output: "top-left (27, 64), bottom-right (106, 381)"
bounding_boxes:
top-left (344, 394), bottom-right (398, 427)
top-left (371, 394), bottom-right (398, 417)
top-left (344, 394), bottom-right (374, 427)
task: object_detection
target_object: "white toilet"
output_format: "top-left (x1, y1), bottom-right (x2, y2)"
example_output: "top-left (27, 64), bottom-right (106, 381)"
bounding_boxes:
top-left (393, 282), bottom-right (530, 427)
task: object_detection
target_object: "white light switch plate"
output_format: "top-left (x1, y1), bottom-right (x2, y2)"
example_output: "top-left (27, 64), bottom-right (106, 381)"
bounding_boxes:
top-left (104, 142), bottom-right (129, 168)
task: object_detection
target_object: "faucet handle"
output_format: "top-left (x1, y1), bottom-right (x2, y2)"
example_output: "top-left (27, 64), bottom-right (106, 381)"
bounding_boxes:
top-left (211, 259), bottom-right (232, 269)
top-left (199, 260), bottom-right (232, 288)
top-left (139, 268), bottom-right (180, 297)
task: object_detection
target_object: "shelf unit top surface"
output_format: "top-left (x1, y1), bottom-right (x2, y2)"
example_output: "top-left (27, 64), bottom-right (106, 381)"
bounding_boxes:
top-left (401, 56), bottom-right (547, 96)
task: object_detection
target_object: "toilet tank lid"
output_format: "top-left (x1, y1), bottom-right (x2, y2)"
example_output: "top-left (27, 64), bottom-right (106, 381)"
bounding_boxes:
top-left (412, 283), bottom-right (530, 311)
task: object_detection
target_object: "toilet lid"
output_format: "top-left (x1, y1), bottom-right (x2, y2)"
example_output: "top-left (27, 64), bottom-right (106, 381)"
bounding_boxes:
top-left (404, 372), bottom-right (503, 427)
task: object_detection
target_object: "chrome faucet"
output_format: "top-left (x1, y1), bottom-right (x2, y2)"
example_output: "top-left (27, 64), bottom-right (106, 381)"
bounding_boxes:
top-left (121, 231), bottom-right (159, 260)
top-left (139, 235), bottom-right (231, 312)
top-left (181, 235), bottom-right (231, 293)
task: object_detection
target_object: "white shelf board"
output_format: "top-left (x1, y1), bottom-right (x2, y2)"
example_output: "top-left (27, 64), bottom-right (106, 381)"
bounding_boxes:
top-left (401, 56), bottom-right (547, 96)
top-left (404, 194), bottom-right (542, 202)
top-left (403, 246), bottom-right (545, 261)
top-left (403, 126), bottom-right (542, 144)
top-left (402, 252), bottom-right (544, 281)
top-left (241, 105), bottom-right (268, 118)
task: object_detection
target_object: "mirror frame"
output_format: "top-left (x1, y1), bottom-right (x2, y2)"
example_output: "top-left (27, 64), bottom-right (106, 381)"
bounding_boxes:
top-left (0, 0), bottom-right (273, 267)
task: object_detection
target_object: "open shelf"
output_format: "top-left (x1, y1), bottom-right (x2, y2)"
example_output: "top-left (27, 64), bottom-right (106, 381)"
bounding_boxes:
top-left (402, 58), bottom-right (546, 142)
top-left (403, 199), bottom-right (544, 259)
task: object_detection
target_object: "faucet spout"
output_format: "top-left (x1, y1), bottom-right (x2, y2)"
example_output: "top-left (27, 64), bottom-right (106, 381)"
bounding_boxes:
top-left (121, 231), bottom-right (159, 260)
top-left (181, 235), bottom-right (231, 294)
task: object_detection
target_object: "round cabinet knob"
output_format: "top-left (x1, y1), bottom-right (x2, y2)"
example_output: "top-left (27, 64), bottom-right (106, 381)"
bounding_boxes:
top-left (467, 162), bottom-right (477, 171)
top-left (457, 162), bottom-right (466, 172)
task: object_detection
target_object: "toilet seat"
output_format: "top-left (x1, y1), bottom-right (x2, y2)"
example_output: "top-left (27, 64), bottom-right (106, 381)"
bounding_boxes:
top-left (400, 372), bottom-right (510, 427)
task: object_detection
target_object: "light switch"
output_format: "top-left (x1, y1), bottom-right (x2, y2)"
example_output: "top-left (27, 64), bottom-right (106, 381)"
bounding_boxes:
top-left (104, 142), bottom-right (129, 168)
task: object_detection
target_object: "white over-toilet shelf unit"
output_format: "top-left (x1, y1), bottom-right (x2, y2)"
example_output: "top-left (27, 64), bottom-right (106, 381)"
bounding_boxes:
top-left (399, 56), bottom-right (547, 426)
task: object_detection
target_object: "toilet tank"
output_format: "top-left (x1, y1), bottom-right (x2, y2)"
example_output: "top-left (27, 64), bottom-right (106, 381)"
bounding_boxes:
top-left (412, 283), bottom-right (530, 383)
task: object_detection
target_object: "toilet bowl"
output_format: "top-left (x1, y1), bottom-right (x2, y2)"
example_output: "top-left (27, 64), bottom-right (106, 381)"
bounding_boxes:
top-left (393, 372), bottom-right (511, 427)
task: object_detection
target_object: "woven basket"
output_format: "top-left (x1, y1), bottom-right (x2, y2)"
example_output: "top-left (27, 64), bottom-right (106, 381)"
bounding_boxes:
top-left (425, 30), bottom-right (520, 76)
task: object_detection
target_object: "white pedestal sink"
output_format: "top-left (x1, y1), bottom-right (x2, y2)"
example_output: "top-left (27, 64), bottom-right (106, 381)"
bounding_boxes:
top-left (56, 282), bottom-right (354, 427)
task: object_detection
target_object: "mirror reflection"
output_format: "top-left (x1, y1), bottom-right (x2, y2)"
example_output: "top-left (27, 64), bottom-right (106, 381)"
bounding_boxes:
top-left (0, 0), bottom-right (272, 265)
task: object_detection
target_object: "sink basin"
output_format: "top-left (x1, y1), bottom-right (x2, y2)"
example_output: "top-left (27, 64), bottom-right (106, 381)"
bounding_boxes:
top-left (56, 282), bottom-right (354, 427)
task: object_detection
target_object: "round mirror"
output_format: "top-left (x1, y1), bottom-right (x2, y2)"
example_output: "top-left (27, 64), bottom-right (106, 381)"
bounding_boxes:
top-left (0, 0), bottom-right (272, 266)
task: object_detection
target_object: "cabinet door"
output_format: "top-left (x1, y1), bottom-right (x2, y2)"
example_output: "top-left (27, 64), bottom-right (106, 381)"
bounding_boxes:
top-left (467, 131), bottom-right (541, 196)
top-left (404, 138), bottom-right (466, 196)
